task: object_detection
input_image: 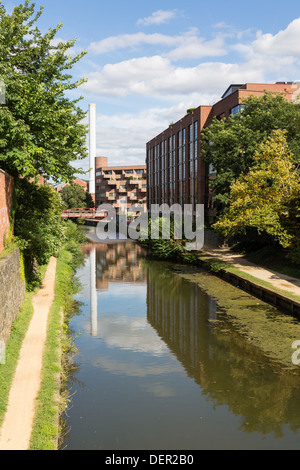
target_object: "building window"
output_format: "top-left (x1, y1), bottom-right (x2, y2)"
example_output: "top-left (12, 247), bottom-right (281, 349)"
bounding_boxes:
top-left (230, 104), bottom-right (246, 116)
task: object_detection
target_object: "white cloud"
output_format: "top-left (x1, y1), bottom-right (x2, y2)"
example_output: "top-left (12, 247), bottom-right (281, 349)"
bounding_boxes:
top-left (88, 28), bottom-right (226, 60)
top-left (137, 9), bottom-right (177, 26)
top-left (77, 16), bottom-right (300, 170)
top-left (252, 18), bottom-right (300, 56)
top-left (82, 55), bottom-right (264, 99)
top-left (89, 32), bottom-right (176, 55)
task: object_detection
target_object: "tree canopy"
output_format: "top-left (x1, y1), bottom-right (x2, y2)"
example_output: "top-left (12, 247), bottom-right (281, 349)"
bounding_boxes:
top-left (0, 0), bottom-right (88, 182)
top-left (201, 92), bottom-right (300, 211)
top-left (60, 183), bottom-right (94, 209)
top-left (213, 130), bottom-right (300, 260)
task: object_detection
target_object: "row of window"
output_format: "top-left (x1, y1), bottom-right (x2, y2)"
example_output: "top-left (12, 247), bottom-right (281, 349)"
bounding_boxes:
top-left (96, 169), bottom-right (146, 177)
top-left (148, 121), bottom-right (199, 205)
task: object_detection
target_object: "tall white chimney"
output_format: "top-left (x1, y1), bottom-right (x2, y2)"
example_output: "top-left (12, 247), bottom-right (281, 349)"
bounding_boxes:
top-left (89, 103), bottom-right (96, 196)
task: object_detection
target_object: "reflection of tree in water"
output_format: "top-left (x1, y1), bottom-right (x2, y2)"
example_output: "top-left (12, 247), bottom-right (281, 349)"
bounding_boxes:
top-left (146, 262), bottom-right (300, 438)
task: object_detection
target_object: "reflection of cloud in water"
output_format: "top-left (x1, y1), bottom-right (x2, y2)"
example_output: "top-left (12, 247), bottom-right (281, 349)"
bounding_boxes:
top-left (101, 315), bottom-right (170, 356)
top-left (93, 355), bottom-right (181, 378)
top-left (102, 284), bottom-right (146, 299)
top-left (140, 382), bottom-right (176, 398)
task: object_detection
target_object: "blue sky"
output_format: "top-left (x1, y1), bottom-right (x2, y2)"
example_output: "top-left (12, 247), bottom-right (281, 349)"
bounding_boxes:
top-left (4, 0), bottom-right (300, 173)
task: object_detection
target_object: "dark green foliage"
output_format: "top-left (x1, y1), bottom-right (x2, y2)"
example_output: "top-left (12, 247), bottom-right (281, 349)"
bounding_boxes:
top-left (14, 179), bottom-right (64, 289)
top-left (60, 183), bottom-right (95, 210)
top-left (201, 93), bottom-right (300, 212)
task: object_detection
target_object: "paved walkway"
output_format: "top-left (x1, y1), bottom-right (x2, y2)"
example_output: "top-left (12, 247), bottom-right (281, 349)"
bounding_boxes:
top-left (0, 257), bottom-right (57, 451)
top-left (202, 247), bottom-right (300, 298)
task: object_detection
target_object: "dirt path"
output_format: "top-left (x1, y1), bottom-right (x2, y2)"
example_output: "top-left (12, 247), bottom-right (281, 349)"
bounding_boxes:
top-left (202, 247), bottom-right (300, 297)
top-left (0, 257), bottom-right (57, 451)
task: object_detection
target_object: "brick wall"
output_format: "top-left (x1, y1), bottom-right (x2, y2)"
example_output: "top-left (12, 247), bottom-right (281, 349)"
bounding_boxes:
top-left (0, 170), bottom-right (14, 253)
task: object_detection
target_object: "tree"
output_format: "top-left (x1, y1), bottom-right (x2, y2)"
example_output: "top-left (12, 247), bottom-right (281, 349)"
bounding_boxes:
top-left (213, 130), bottom-right (300, 260)
top-left (14, 179), bottom-right (65, 288)
top-left (60, 183), bottom-right (94, 209)
top-left (0, 1), bottom-right (88, 182)
top-left (201, 93), bottom-right (300, 212)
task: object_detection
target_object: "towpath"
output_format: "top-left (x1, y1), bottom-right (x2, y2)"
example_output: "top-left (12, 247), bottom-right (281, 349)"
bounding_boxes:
top-left (0, 257), bottom-right (57, 451)
top-left (202, 247), bottom-right (300, 297)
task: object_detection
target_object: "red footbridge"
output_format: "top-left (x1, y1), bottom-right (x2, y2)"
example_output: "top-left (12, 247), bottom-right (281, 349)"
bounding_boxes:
top-left (61, 208), bottom-right (108, 220)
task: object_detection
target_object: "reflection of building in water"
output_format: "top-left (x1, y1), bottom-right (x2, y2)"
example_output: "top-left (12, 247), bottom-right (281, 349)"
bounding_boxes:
top-left (146, 265), bottom-right (300, 436)
top-left (96, 242), bottom-right (146, 290)
top-left (147, 266), bottom-right (212, 379)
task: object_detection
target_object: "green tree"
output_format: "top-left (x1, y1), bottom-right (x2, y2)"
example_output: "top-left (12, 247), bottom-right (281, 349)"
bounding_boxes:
top-left (14, 179), bottom-right (65, 288)
top-left (201, 93), bottom-right (300, 211)
top-left (213, 130), bottom-right (300, 260)
top-left (0, 0), bottom-right (88, 182)
top-left (60, 183), bottom-right (94, 209)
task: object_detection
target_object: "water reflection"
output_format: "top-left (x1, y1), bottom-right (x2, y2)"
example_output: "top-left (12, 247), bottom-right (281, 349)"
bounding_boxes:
top-left (63, 239), bottom-right (300, 450)
top-left (146, 264), bottom-right (300, 438)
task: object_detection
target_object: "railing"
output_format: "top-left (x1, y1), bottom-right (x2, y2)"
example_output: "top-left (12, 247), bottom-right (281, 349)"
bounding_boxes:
top-left (61, 208), bottom-right (107, 219)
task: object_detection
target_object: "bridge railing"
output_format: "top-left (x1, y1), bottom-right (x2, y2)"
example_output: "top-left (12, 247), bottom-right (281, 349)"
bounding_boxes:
top-left (61, 208), bottom-right (108, 219)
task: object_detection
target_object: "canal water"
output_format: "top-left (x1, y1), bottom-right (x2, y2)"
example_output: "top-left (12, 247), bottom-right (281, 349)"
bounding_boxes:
top-left (61, 232), bottom-right (300, 450)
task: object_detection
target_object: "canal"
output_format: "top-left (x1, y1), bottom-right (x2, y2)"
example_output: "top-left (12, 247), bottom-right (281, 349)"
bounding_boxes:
top-left (61, 231), bottom-right (300, 450)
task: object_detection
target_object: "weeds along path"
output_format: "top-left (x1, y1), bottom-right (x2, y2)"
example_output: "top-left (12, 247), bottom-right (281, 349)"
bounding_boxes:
top-left (0, 257), bottom-right (57, 451)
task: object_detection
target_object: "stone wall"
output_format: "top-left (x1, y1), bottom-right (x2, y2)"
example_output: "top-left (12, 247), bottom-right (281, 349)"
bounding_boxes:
top-left (0, 170), bottom-right (14, 252)
top-left (0, 248), bottom-right (25, 345)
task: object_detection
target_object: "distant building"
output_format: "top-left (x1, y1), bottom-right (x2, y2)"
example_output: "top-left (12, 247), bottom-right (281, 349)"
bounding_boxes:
top-left (94, 157), bottom-right (147, 213)
top-left (146, 82), bottom-right (300, 221)
top-left (53, 178), bottom-right (88, 193)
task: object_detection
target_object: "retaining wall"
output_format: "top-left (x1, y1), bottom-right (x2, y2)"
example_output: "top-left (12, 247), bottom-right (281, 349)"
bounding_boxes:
top-left (0, 248), bottom-right (25, 345)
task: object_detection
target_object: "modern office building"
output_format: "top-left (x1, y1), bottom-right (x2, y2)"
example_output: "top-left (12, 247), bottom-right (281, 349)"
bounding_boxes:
top-left (146, 82), bottom-right (300, 219)
top-left (94, 156), bottom-right (147, 212)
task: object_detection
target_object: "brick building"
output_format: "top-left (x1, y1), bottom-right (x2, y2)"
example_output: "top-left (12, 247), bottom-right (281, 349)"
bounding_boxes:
top-left (0, 170), bottom-right (14, 252)
top-left (53, 177), bottom-right (88, 193)
top-left (146, 82), bottom-right (300, 219)
top-left (94, 157), bottom-right (147, 213)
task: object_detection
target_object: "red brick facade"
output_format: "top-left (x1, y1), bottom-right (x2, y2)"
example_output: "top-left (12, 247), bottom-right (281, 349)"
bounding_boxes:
top-left (146, 82), bottom-right (300, 219)
top-left (0, 170), bottom-right (14, 252)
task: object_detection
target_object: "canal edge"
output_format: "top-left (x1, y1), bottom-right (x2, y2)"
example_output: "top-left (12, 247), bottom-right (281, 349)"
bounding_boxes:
top-left (196, 253), bottom-right (300, 317)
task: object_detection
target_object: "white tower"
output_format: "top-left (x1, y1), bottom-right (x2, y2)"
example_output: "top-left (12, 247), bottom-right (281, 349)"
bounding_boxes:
top-left (89, 103), bottom-right (96, 197)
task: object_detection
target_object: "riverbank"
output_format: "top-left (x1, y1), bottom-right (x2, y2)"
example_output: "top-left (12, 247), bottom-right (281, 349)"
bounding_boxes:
top-left (0, 257), bottom-right (57, 450)
top-left (138, 234), bottom-right (300, 316)
top-left (196, 248), bottom-right (300, 316)
top-left (0, 222), bottom-right (86, 450)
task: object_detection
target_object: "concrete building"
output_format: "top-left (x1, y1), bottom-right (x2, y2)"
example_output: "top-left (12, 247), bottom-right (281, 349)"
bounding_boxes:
top-left (94, 157), bottom-right (147, 213)
top-left (146, 82), bottom-right (300, 220)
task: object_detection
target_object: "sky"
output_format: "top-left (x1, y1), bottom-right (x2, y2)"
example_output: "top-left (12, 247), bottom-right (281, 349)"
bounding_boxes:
top-left (4, 0), bottom-right (300, 174)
